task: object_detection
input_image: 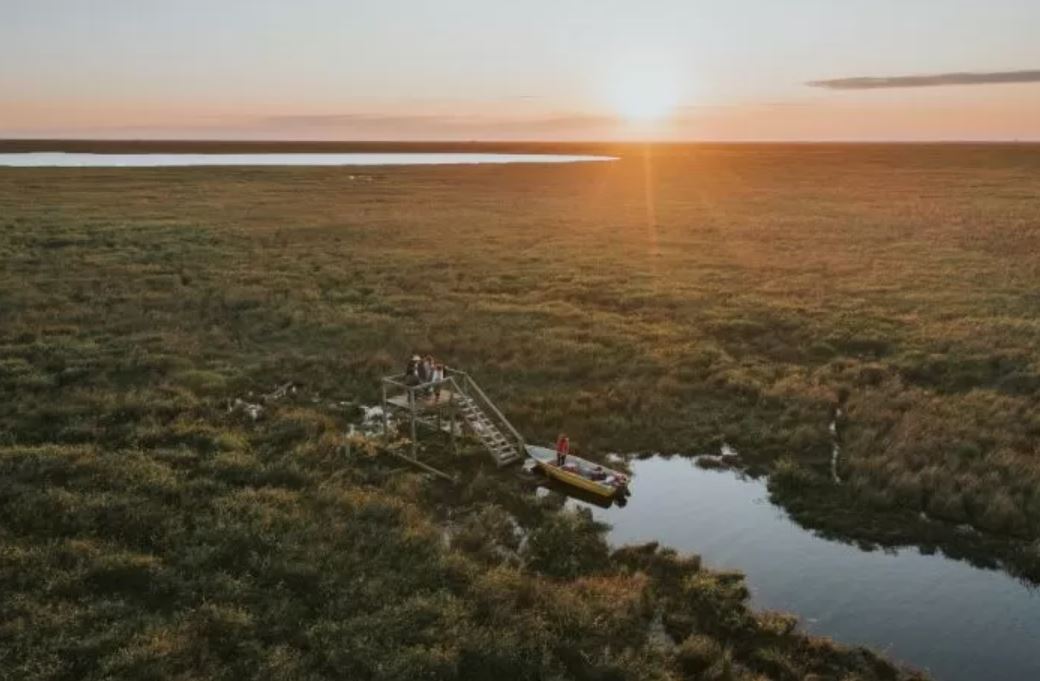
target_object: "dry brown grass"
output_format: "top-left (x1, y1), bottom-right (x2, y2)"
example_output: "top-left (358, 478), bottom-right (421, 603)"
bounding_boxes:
top-left (2, 141), bottom-right (1039, 557)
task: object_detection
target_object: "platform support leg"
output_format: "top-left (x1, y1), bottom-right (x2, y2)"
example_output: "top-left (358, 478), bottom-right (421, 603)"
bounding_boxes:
top-left (449, 394), bottom-right (458, 455)
top-left (409, 388), bottom-right (418, 458)
top-left (380, 383), bottom-right (389, 442)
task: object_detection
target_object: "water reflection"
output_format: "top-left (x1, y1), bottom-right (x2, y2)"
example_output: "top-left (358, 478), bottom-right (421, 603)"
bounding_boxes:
top-left (536, 475), bottom-right (626, 509)
top-left (558, 456), bottom-right (1040, 681)
top-left (0, 152), bottom-right (617, 167)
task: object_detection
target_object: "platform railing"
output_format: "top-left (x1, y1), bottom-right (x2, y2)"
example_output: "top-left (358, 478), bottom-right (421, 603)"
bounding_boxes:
top-left (444, 367), bottom-right (525, 457)
top-left (380, 367), bottom-right (526, 462)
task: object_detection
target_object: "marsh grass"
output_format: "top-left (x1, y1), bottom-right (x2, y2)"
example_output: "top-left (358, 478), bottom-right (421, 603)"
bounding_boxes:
top-left (0, 411), bottom-right (924, 680)
top-left (5, 146), bottom-right (1037, 526)
top-left (1, 142), bottom-right (1038, 676)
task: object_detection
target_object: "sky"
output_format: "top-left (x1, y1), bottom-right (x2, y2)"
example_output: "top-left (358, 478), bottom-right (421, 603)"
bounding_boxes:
top-left (2, 0), bottom-right (1040, 141)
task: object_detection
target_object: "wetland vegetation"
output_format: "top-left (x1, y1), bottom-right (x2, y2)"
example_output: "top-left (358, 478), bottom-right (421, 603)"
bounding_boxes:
top-left (2, 141), bottom-right (1039, 679)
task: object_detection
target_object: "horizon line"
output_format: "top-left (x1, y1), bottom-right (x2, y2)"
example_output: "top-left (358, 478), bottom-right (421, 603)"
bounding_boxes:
top-left (3, 137), bottom-right (1040, 145)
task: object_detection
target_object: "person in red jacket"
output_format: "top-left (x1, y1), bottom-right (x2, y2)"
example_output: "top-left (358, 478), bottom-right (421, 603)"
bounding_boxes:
top-left (555, 433), bottom-right (570, 466)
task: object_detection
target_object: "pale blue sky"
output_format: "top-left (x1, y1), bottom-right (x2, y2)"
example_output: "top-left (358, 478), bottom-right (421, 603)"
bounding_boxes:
top-left (3, 0), bottom-right (1040, 139)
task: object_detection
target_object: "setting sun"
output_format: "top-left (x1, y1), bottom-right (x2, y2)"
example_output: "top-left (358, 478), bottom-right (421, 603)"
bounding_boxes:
top-left (607, 68), bottom-right (680, 124)
top-left (5, 4), bottom-right (1040, 681)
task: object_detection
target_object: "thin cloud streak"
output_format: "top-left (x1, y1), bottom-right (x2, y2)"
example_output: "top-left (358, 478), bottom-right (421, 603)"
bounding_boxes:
top-left (7, 96), bottom-right (1040, 141)
top-left (808, 69), bottom-right (1040, 90)
top-left (259, 112), bottom-right (618, 134)
top-left (0, 110), bottom-right (622, 141)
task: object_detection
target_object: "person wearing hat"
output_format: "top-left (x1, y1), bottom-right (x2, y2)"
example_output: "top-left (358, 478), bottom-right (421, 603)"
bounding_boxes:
top-left (405, 354), bottom-right (421, 386)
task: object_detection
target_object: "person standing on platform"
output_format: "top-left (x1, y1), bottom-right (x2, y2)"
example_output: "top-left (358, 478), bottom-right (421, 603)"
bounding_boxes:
top-left (420, 355), bottom-right (434, 396)
top-left (405, 355), bottom-right (421, 386)
top-left (432, 363), bottom-right (445, 402)
top-left (419, 355), bottom-right (432, 382)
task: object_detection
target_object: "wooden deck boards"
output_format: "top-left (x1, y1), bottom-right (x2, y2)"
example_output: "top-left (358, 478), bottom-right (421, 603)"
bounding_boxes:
top-left (386, 390), bottom-right (460, 411)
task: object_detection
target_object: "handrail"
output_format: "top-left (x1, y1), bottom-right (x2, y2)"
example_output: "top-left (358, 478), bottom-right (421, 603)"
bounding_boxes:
top-left (448, 369), bottom-right (525, 453)
top-left (383, 374), bottom-right (452, 393)
top-left (382, 367), bottom-right (526, 459)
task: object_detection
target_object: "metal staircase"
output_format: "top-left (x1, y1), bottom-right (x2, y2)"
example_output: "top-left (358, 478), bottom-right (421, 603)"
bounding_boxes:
top-left (447, 369), bottom-right (524, 467)
top-left (455, 392), bottom-right (522, 466)
top-left (380, 366), bottom-right (526, 467)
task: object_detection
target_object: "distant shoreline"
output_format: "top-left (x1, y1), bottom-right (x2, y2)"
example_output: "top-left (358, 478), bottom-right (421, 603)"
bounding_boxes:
top-left (1, 139), bottom-right (1038, 155)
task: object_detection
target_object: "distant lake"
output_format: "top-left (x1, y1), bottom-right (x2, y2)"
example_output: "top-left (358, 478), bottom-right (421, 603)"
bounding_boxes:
top-left (0, 152), bottom-right (616, 167)
top-left (569, 456), bottom-right (1040, 681)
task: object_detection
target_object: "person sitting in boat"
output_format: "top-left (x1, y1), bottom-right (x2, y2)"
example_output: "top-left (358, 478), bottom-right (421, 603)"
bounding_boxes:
top-left (555, 433), bottom-right (570, 466)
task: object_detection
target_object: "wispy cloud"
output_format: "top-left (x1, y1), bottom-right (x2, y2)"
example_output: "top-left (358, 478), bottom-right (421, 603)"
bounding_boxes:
top-left (808, 69), bottom-right (1040, 90)
top-left (259, 111), bottom-right (617, 135)
top-left (0, 109), bottom-right (623, 141)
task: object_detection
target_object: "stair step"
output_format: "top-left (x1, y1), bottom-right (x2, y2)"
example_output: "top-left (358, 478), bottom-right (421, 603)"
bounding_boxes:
top-left (447, 380), bottom-right (523, 467)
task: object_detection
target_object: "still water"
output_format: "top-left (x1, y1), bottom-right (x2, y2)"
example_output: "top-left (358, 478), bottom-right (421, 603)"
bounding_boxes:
top-left (0, 152), bottom-right (615, 167)
top-left (570, 457), bottom-right (1039, 681)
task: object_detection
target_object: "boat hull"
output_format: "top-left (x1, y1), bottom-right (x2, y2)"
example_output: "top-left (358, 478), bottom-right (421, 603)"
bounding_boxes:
top-left (525, 445), bottom-right (628, 499)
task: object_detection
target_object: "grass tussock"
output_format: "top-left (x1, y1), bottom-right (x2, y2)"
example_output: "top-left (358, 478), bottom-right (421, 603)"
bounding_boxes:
top-left (0, 424), bottom-right (925, 680)
top-left (3, 142), bottom-right (1039, 676)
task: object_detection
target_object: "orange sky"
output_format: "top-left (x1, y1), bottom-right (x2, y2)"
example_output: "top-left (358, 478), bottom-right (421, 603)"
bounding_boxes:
top-left (3, 1), bottom-right (1040, 140)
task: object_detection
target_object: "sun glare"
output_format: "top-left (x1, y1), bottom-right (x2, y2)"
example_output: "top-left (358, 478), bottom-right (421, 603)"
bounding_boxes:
top-left (608, 69), bottom-right (680, 124)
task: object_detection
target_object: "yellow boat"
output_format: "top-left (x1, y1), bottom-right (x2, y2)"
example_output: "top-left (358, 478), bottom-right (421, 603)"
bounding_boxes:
top-left (526, 445), bottom-right (630, 499)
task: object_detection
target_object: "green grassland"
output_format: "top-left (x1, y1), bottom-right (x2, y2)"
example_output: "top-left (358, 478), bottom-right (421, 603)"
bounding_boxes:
top-left (1, 142), bottom-right (1038, 678)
